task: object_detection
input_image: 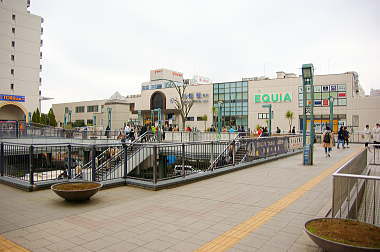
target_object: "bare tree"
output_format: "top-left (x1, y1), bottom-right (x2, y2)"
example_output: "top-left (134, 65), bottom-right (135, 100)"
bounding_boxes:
top-left (171, 80), bottom-right (194, 130)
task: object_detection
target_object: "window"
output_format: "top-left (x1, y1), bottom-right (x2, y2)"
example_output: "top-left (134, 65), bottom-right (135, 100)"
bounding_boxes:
top-left (65, 107), bottom-right (69, 113)
top-left (10, 84), bottom-right (14, 90)
top-left (142, 85), bottom-right (149, 90)
top-left (11, 55), bottom-right (14, 61)
top-left (40, 40), bottom-right (43, 46)
top-left (40, 52), bottom-right (42, 59)
top-left (11, 69), bottom-right (14, 75)
top-left (197, 116), bottom-right (207, 121)
top-left (75, 106), bottom-right (85, 113)
top-left (11, 41), bottom-right (15, 47)
top-left (12, 27), bottom-right (15, 34)
top-left (186, 117), bottom-right (194, 121)
top-left (87, 105), bottom-right (98, 112)
top-left (12, 14), bottom-right (15, 21)
top-left (86, 119), bottom-right (93, 125)
top-left (39, 77), bottom-right (41, 83)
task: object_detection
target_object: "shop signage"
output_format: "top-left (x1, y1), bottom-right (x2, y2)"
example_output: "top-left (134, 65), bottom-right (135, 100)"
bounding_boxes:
top-left (254, 93), bottom-right (291, 103)
top-left (169, 93), bottom-right (209, 104)
top-left (0, 94), bottom-right (25, 102)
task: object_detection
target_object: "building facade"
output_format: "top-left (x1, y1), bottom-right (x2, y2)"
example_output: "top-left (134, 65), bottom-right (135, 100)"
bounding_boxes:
top-left (52, 68), bottom-right (380, 133)
top-left (0, 0), bottom-right (43, 121)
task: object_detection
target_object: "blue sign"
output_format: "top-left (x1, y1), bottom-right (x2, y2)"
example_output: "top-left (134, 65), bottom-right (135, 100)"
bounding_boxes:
top-left (0, 94), bottom-right (25, 102)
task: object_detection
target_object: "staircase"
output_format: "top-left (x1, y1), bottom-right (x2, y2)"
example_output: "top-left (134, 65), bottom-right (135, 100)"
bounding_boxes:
top-left (234, 146), bottom-right (247, 164)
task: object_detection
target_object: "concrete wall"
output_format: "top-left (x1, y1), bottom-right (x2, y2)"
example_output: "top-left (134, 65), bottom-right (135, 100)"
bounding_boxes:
top-left (0, 0), bottom-right (42, 120)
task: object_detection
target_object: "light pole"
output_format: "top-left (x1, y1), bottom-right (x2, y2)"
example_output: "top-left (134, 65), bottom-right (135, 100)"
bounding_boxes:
top-left (107, 107), bottom-right (112, 129)
top-left (301, 64), bottom-right (315, 165)
top-left (262, 104), bottom-right (272, 136)
top-left (217, 101), bottom-right (223, 133)
top-left (329, 96), bottom-right (334, 132)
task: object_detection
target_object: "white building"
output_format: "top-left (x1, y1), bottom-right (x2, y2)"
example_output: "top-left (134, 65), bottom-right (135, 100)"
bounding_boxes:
top-left (0, 0), bottom-right (43, 121)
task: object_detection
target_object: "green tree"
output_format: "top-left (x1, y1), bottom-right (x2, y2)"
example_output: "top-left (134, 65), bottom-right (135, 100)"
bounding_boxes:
top-left (285, 110), bottom-right (294, 133)
top-left (40, 113), bottom-right (48, 125)
top-left (47, 108), bottom-right (57, 127)
top-left (32, 108), bottom-right (41, 123)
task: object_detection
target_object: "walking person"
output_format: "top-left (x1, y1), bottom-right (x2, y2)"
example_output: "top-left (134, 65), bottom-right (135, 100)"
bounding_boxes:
top-left (322, 126), bottom-right (334, 157)
top-left (372, 123), bottom-right (380, 149)
top-left (362, 124), bottom-right (372, 150)
top-left (343, 126), bottom-right (350, 148)
top-left (337, 126), bottom-right (345, 149)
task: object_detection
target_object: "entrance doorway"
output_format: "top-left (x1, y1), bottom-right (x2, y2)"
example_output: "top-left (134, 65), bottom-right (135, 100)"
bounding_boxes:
top-left (0, 104), bottom-right (26, 121)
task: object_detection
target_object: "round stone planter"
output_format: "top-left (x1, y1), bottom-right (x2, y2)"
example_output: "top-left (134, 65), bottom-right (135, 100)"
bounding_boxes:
top-left (305, 218), bottom-right (380, 252)
top-left (51, 181), bottom-right (102, 201)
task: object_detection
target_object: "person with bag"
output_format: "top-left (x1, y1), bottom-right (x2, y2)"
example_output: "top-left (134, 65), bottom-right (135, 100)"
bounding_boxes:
top-left (322, 126), bottom-right (334, 157)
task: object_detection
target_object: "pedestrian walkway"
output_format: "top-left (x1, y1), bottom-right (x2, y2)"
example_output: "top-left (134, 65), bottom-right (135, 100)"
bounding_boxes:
top-left (0, 145), bottom-right (362, 251)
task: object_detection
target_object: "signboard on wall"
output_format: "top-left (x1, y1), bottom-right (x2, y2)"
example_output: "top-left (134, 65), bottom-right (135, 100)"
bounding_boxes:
top-left (254, 93), bottom-right (292, 103)
top-left (0, 94), bottom-right (25, 102)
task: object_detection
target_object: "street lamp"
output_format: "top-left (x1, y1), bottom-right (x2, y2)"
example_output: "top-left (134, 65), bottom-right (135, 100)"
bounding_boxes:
top-left (329, 96), bottom-right (334, 131)
top-left (301, 63), bottom-right (315, 165)
top-left (217, 101), bottom-right (224, 133)
top-left (107, 107), bottom-right (112, 129)
top-left (262, 104), bottom-right (272, 136)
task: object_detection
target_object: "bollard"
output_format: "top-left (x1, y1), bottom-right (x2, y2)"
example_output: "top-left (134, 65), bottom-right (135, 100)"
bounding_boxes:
top-left (232, 140), bottom-right (235, 166)
top-left (210, 141), bottom-right (214, 171)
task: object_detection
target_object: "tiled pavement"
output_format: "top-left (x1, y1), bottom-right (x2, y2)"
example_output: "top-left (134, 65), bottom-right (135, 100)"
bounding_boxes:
top-left (0, 145), bottom-right (362, 251)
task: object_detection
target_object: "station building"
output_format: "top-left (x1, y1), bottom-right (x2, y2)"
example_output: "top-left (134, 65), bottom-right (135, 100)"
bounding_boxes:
top-left (0, 0), bottom-right (44, 122)
top-left (52, 68), bottom-right (380, 133)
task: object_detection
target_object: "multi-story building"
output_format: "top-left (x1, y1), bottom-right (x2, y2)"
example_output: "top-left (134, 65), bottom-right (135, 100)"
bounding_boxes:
top-left (52, 68), bottom-right (380, 133)
top-left (0, 0), bottom-right (43, 121)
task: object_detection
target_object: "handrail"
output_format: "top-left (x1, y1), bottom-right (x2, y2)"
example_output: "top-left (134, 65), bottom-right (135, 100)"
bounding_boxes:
top-left (208, 135), bottom-right (240, 171)
top-left (332, 173), bottom-right (380, 181)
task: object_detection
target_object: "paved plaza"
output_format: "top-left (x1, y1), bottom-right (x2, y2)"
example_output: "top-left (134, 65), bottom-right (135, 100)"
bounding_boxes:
top-left (0, 145), bottom-right (363, 251)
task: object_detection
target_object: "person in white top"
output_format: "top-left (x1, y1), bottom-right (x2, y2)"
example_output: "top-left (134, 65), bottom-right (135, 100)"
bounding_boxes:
top-left (363, 125), bottom-right (372, 149)
top-left (124, 124), bottom-right (131, 135)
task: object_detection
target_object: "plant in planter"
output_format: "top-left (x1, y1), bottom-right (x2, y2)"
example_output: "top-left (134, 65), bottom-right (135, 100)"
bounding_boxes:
top-left (51, 181), bottom-right (102, 201)
top-left (305, 218), bottom-right (380, 251)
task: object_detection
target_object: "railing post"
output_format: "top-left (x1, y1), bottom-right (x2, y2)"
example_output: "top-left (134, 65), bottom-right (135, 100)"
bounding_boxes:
top-left (123, 144), bottom-right (128, 178)
top-left (0, 142), bottom-right (4, 176)
top-left (67, 145), bottom-right (72, 179)
top-left (211, 141), bottom-right (214, 171)
top-left (181, 131), bottom-right (183, 142)
top-left (232, 140), bottom-right (235, 166)
top-left (153, 145), bottom-right (157, 184)
top-left (29, 145), bottom-right (34, 185)
top-left (182, 143), bottom-right (185, 178)
top-left (91, 145), bottom-right (96, 181)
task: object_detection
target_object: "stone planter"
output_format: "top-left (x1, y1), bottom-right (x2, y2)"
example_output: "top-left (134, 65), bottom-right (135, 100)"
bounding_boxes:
top-left (51, 181), bottom-right (102, 201)
top-left (305, 218), bottom-right (380, 252)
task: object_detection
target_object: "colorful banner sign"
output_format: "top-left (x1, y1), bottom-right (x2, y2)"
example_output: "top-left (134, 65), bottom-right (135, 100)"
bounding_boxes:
top-left (0, 94), bottom-right (25, 102)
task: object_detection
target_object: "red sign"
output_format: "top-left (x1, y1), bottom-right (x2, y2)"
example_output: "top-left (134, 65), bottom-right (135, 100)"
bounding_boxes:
top-left (322, 99), bottom-right (329, 106)
top-left (338, 93), bottom-right (346, 97)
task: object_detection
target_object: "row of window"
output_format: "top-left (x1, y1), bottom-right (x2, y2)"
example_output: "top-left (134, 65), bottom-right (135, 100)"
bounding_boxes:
top-left (214, 93), bottom-right (248, 100)
top-left (185, 116), bottom-right (207, 121)
top-left (299, 98), bottom-right (347, 107)
top-left (214, 81), bottom-right (248, 89)
top-left (72, 105), bottom-right (99, 113)
top-left (141, 81), bottom-right (181, 91)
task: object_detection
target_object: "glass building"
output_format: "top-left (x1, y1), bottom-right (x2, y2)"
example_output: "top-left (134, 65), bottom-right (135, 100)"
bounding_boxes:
top-left (213, 81), bottom-right (248, 129)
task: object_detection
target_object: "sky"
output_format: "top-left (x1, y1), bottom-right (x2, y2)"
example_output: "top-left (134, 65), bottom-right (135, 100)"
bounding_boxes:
top-left (30, 0), bottom-right (380, 113)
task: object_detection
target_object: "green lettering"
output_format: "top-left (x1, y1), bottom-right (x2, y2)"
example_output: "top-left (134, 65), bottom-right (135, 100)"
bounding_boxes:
top-left (262, 94), bottom-right (270, 102)
top-left (284, 93), bottom-right (292, 102)
top-left (254, 95), bottom-right (261, 103)
top-left (271, 93), bottom-right (278, 102)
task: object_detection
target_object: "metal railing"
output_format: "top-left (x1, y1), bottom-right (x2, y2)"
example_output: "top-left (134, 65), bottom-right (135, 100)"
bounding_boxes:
top-left (332, 147), bottom-right (380, 225)
top-left (163, 131), bottom-right (238, 142)
top-left (0, 135), bottom-right (303, 188)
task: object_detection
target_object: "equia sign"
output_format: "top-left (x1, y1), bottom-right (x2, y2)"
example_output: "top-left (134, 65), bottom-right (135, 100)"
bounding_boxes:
top-left (254, 93), bottom-right (292, 103)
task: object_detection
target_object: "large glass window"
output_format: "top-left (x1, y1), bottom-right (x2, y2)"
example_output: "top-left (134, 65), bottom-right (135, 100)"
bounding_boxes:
top-left (87, 105), bottom-right (98, 113)
top-left (75, 106), bottom-right (85, 113)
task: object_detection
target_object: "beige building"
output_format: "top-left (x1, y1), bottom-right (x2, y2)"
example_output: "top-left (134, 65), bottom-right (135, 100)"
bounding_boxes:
top-left (0, 0), bottom-right (43, 121)
top-left (52, 68), bottom-right (380, 133)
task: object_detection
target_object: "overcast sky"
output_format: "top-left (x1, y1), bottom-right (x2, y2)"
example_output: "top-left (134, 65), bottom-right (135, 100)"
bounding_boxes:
top-left (30, 0), bottom-right (379, 113)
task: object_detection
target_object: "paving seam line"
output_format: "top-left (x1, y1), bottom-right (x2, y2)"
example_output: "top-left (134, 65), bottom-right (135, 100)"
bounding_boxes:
top-left (194, 147), bottom-right (364, 252)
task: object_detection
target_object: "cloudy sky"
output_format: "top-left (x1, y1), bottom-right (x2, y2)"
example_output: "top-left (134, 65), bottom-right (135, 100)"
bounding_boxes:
top-left (30, 0), bottom-right (379, 112)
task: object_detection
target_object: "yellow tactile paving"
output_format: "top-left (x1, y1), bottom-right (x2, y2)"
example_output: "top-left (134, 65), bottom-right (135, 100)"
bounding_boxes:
top-left (194, 147), bottom-right (364, 252)
top-left (0, 235), bottom-right (30, 252)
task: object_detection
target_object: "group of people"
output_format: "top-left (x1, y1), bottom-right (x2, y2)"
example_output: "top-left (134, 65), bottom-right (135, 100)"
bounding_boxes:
top-left (322, 123), bottom-right (380, 158)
